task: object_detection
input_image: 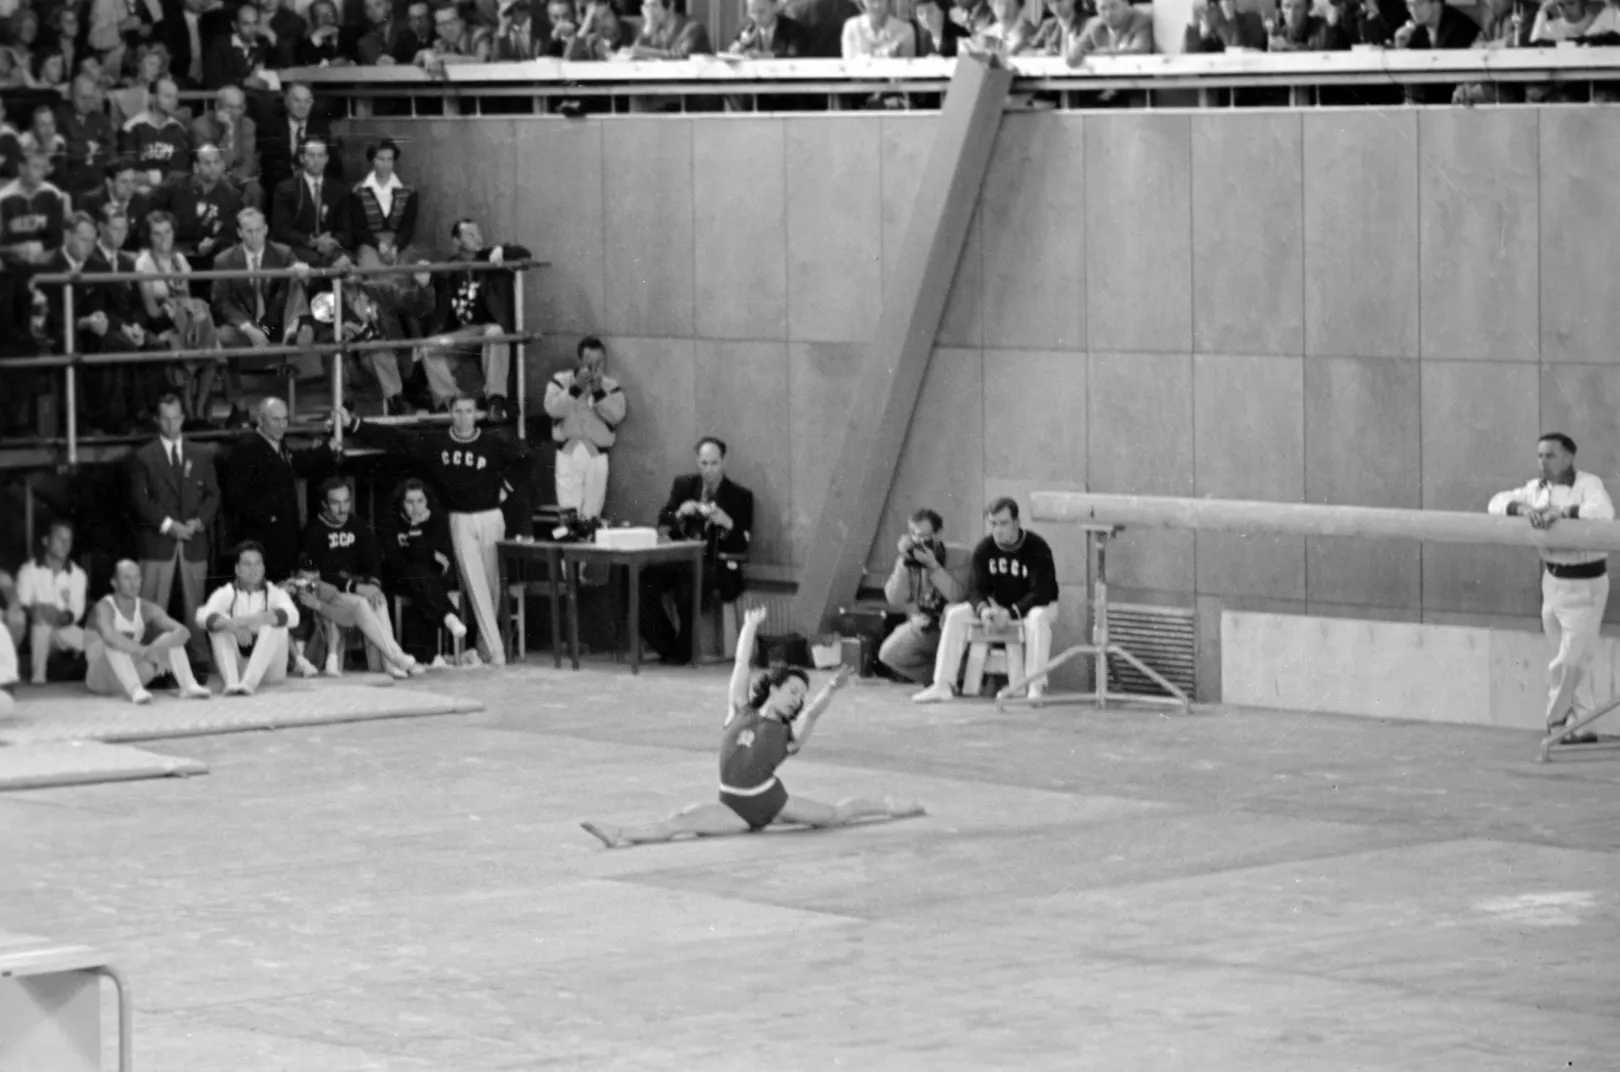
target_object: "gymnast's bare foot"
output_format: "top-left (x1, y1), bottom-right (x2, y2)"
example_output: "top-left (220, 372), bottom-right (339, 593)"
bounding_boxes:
top-left (581, 821), bottom-right (629, 849)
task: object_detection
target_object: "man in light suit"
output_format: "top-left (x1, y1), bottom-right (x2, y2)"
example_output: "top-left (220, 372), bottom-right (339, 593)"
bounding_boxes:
top-left (130, 394), bottom-right (221, 665)
top-left (269, 134), bottom-right (351, 270)
top-left (211, 206), bottom-right (314, 382)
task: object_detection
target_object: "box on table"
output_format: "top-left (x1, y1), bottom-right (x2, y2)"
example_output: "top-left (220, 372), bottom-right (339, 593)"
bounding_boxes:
top-left (595, 527), bottom-right (658, 550)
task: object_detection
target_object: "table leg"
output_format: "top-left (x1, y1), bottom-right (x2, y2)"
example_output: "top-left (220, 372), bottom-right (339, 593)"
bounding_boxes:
top-left (497, 550), bottom-right (511, 662)
top-left (689, 549), bottom-right (703, 668)
top-left (548, 548), bottom-right (563, 670)
top-left (628, 562), bottom-right (641, 676)
top-left (566, 556), bottom-right (581, 671)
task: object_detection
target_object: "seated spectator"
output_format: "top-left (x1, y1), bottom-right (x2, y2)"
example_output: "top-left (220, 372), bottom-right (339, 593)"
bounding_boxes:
top-left (0, 8), bottom-right (42, 88)
top-left (202, 1), bottom-right (273, 89)
top-left (136, 210), bottom-right (225, 417)
top-left (628, 0), bottom-right (715, 56)
top-left (877, 508), bottom-right (962, 687)
top-left (88, 0), bottom-right (162, 77)
top-left (259, 82), bottom-right (341, 199)
top-left (86, 559), bottom-right (213, 703)
top-left (81, 158), bottom-right (153, 250)
top-left (0, 98), bottom-right (22, 178)
top-left (393, 1), bottom-right (436, 62)
top-left (196, 539), bottom-right (300, 696)
top-left (47, 8), bottom-right (87, 90)
top-left (307, 262), bottom-right (434, 414)
top-left (56, 76), bottom-right (116, 200)
top-left (420, 217), bottom-right (528, 422)
top-left (912, 497), bottom-right (1058, 704)
top-left (1529, 0), bottom-right (1600, 37)
top-left (785, 0), bottom-right (862, 54)
top-left (294, 477), bottom-right (422, 677)
top-left (382, 477), bottom-right (469, 659)
top-left (1187, 0), bottom-right (1269, 49)
top-left (160, 144), bottom-right (244, 270)
top-left (1586, 0), bottom-right (1620, 37)
top-left (414, 1), bottom-right (493, 71)
top-left (1070, 0), bottom-right (1154, 55)
top-left (563, 2), bottom-right (632, 58)
top-left (16, 517), bottom-right (89, 685)
top-left (18, 105), bottom-right (68, 177)
top-left (357, 0), bottom-right (413, 62)
top-left (161, 0), bottom-right (232, 90)
top-left (211, 206), bottom-right (314, 376)
top-left (0, 150), bottom-right (69, 263)
top-left (191, 86), bottom-right (262, 210)
top-left (951, 0), bottom-right (996, 32)
top-left (1351, 0), bottom-right (1402, 42)
top-left (270, 134), bottom-right (351, 269)
top-left (106, 45), bottom-right (172, 130)
top-left (298, 0), bottom-right (354, 65)
top-left (284, 556), bottom-right (421, 677)
top-left (967, 0), bottom-right (1040, 53)
top-left (492, 0), bottom-right (544, 57)
top-left (119, 74), bottom-right (192, 194)
top-left (727, 0), bottom-right (813, 54)
top-left (543, 0), bottom-right (582, 55)
top-left (544, 335), bottom-right (625, 520)
top-left (350, 137), bottom-right (418, 267)
top-left (1455, 0), bottom-right (1533, 103)
top-left (255, 0), bottom-right (309, 70)
top-left (640, 436), bottom-right (754, 665)
top-left (913, 0), bottom-right (971, 53)
top-left (1267, 0), bottom-right (1351, 48)
top-left (842, 0), bottom-right (917, 54)
top-left (32, 47), bottom-right (70, 95)
top-left (1394, 0), bottom-right (1479, 102)
top-left (93, 206), bottom-right (165, 427)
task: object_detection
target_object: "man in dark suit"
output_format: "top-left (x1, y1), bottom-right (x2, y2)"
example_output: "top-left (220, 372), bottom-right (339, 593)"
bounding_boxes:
top-left (80, 159), bottom-right (154, 252)
top-left (257, 81), bottom-right (340, 204)
top-left (92, 205), bottom-right (164, 425)
top-left (211, 205), bottom-right (316, 382)
top-left (37, 211), bottom-right (142, 432)
top-left (269, 134), bottom-right (350, 268)
top-left (223, 396), bottom-right (337, 582)
top-left (639, 436), bottom-right (755, 665)
top-left (157, 144), bottom-right (244, 271)
top-left (202, 1), bottom-right (273, 89)
top-left (782, 0), bottom-right (860, 54)
top-left (356, 0), bottom-right (411, 62)
top-left (130, 393), bottom-right (221, 663)
top-left (162, 0), bottom-right (237, 89)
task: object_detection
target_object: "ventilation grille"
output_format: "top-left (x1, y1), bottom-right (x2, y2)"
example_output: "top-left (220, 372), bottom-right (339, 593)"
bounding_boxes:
top-left (1105, 603), bottom-right (1197, 699)
top-left (735, 591), bottom-right (797, 635)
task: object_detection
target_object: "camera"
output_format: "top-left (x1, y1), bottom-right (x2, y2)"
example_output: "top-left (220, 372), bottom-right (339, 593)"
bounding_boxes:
top-left (904, 535), bottom-right (943, 566)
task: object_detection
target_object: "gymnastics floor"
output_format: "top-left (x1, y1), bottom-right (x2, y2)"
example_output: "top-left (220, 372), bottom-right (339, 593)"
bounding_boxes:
top-left (4, 660), bottom-right (1617, 1070)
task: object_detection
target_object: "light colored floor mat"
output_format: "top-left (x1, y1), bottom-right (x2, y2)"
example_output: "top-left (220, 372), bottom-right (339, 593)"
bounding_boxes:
top-left (0, 682), bottom-right (483, 746)
top-left (0, 741), bottom-right (208, 791)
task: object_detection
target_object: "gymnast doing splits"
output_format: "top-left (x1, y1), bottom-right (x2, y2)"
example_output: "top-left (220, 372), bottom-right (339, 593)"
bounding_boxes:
top-left (581, 607), bottom-right (925, 849)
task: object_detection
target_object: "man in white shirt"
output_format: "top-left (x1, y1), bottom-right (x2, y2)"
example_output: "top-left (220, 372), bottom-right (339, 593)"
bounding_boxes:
top-left (841, 0), bottom-right (916, 55)
top-left (196, 540), bottom-right (301, 695)
top-left (1488, 432), bottom-right (1616, 738)
top-left (16, 518), bottom-right (90, 685)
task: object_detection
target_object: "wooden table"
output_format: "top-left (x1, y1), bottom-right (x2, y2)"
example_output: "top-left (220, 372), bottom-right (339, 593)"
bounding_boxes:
top-left (497, 539), bottom-right (705, 674)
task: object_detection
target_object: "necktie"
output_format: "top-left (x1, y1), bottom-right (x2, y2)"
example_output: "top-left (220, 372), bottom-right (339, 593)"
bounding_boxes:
top-left (170, 443), bottom-right (181, 470)
top-left (250, 254), bottom-right (264, 318)
top-left (294, 123), bottom-right (305, 151)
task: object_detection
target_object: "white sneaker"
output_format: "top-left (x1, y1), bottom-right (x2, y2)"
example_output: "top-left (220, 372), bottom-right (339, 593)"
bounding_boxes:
top-left (458, 651), bottom-right (483, 669)
top-left (294, 655), bottom-right (320, 678)
top-left (912, 683), bottom-right (956, 704)
top-left (131, 688), bottom-right (153, 705)
top-left (178, 685), bottom-right (212, 700)
top-left (443, 613), bottom-right (468, 641)
top-left (430, 654), bottom-right (450, 670)
top-left (386, 663), bottom-right (409, 680)
top-left (323, 655), bottom-right (343, 678)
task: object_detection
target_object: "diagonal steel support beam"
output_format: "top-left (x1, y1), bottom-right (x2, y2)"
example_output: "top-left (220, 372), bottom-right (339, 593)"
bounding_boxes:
top-left (791, 56), bottom-right (1012, 635)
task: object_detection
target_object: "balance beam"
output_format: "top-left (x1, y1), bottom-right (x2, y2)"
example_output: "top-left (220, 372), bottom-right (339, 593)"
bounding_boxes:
top-left (1031, 492), bottom-right (1620, 553)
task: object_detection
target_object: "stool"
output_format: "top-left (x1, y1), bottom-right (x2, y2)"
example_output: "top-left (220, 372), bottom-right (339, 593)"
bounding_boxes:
top-left (392, 590), bottom-right (464, 663)
top-left (963, 622), bottom-right (1024, 698)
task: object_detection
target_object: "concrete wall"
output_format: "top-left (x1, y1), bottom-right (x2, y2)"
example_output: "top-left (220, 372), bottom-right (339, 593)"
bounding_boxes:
top-left (337, 107), bottom-right (1620, 699)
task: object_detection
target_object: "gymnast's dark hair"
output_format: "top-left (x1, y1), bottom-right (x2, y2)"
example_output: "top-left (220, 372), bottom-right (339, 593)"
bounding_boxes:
top-left (748, 666), bottom-right (810, 711)
top-left (1539, 432), bottom-right (1577, 455)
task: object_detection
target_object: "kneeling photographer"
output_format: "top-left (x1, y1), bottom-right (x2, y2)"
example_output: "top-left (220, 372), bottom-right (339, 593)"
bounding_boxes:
top-left (878, 508), bottom-right (961, 686)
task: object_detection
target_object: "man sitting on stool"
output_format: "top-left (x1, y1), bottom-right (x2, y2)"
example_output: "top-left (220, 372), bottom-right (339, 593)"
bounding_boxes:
top-left (87, 560), bottom-right (213, 704)
top-left (641, 436), bottom-right (754, 665)
top-left (878, 507), bottom-right (961, 686)
top-left (1488, 432), bottom-right (1615, 740)
top-left (913, 496), bottom-right (1058, 703)
top-left (196, 540), bottom-right (301, 696)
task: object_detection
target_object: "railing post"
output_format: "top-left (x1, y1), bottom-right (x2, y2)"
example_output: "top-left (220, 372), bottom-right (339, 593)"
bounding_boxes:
top-left (332, 275), bottom-right (345, 447)
top-left (63, 277), bottom-right (77, 465)
top-left (514, 269), bottom-right (526, 440)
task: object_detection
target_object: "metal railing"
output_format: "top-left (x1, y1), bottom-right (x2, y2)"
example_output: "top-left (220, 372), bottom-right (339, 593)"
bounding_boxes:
top-left (23, 257), bottom-right (546, 465)
top-left (277, 49), bottom-right (1620, 112)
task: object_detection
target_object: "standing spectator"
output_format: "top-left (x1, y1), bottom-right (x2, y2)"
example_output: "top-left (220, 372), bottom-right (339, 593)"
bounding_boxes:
top-left (728, 0), bottom-right (812, 53)
top-left (55, 75), bottom-right (116, 199)
top-left (492, 0), bottom-right (544, 57)
top-left (195, 539), bottom-right (300, 695)
top-left (202, 3), bottom-right (272, 89)
top-left (842, 0), bottom-right (917, 54)
top-left (421, 217), bottom-right (528, 422)
top-left (629, 0), bottom-right (714, 55)
top-left (191, 86), bottom-right (263, 210)
top-left (157, 144), bottom-right (243, 271)
top-left (81, 158), bottom-right (151, 250)
top-left (297, 0), bottom-right (353, 64)
top-left (543, 335), bottom-right (624, 521)
top-left (339, 397), bottom-right (531, 668)
top-left (136, 210), bottom-right (225, 418)
top-left (270, 134), bottom-right (350, 269)
top-left (913, 0), bottom-right (970, 54)
top-left (640, 436), bottom-right (754, 666)
top-left (356, 0), bottom-right (412, 61)
top-left (0, 149), bottom-right (68, 261)
top-left (912, 497), bottom-right (1059, 704)
top-left (1070, 0), bottom-right (1154, 54)
top-left (129, 393), bottom-right (219, 665)
top-left (1187, 0), bottom-right (1269, 49)
top-left (1488, 434), bottom-right (1614, 741)
top-left (119, 74), bottom-right (192, 193)
top-left (86, 558), bottom-right (213, 703)
top-left (16, 517), bottom-right (89, 685)
top-left (877, 508), bottom-right (962, 687)
top-left (784, 0), bottom-right (861, 54)
top-left (349, 137), bottom-right (418, 267)
top-left (223, 397), bottom-right (336, 582)
top-left (382, 477), bottom-right (468, 660)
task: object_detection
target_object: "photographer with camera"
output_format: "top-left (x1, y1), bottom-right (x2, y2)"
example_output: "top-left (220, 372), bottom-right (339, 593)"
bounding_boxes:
top-left (913, 497), bottom-right (1058, 704)
top-left (877, 508), bottom-right (961, 687)
top-left (543, 335), bottom-right (625, 520)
